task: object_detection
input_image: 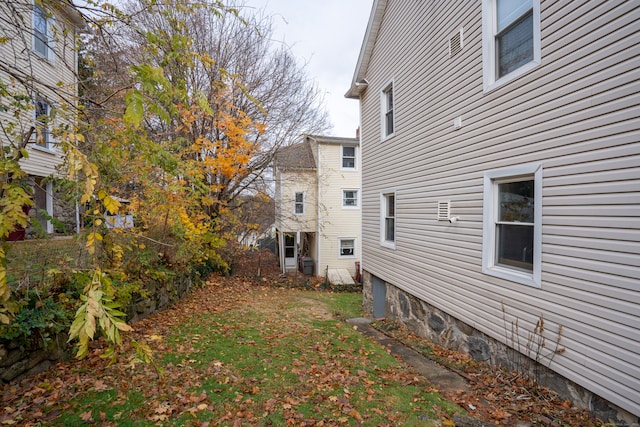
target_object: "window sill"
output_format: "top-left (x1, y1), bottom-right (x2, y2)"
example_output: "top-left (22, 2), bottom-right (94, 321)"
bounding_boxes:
top-left (32, 51), bottom-right (55, 65)
top-left (381, 132), bottom-right (395, 142)
top-left (31, 145), bottom-right (57, 155)
top-left (482, 264), bottom-right (540, 288)
top-left (483, 60), bottom-right (540, 93)
top-left (380, 241), bottom-right (396, 250)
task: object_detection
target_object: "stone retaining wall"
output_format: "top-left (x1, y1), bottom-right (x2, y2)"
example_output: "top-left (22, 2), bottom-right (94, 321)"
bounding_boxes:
top-left (0, 273), bottom-right (195, 383)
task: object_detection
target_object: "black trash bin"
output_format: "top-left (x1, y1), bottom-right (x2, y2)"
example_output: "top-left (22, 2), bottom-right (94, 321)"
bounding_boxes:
top-left (300, 257), bottom-right (314, 276)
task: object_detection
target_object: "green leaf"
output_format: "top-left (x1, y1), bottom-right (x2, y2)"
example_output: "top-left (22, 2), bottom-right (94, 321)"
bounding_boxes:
top-left (124, 91), bottom-right (144, 127)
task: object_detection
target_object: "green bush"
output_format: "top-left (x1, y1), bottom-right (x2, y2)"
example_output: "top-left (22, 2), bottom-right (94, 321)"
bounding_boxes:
top-left (0, 287), bottom-right (74, 348)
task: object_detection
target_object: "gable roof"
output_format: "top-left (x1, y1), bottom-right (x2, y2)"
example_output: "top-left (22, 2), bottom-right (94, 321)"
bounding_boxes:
top-left (345, 0), bottom-right (388, 99)
top-left (304, 134), bottom-right (359, 146)
top-left (274, 140), bottom-right (316, 170)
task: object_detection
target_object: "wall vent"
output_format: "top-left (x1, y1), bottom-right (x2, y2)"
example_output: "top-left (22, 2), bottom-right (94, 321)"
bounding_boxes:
top-left (437, 200), bottom-right (450, 220)
top-left (449, 28), bottom-right (464, 57)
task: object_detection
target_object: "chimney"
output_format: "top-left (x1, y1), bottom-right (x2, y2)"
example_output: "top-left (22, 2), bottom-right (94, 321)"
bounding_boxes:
top-left (356, 127), bottom-right (360, 139)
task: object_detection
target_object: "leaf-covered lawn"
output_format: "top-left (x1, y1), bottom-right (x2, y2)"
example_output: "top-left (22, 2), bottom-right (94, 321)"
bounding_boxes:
top-left (0, 277), bottom-right (460, 426)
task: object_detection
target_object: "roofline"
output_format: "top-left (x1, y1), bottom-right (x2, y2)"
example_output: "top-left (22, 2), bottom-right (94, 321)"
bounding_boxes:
top-left (345, 0), bottom-right (388, 99)
top-left (303, 134), bottom-right (360, 145)
top-left (56, 2), bottom-right (85, 28)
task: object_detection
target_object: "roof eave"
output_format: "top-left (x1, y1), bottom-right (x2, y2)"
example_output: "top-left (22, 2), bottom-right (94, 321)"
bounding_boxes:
top-left (345, 0), bottom-right (388, 99)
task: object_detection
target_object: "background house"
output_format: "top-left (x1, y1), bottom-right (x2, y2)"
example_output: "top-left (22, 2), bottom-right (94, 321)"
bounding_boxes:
top-left (0, 1), bottom-right (83, 238)
top-left (274, 134), bottom-right (361, 281)
top-left (346, 0), bottom-right (639, 423)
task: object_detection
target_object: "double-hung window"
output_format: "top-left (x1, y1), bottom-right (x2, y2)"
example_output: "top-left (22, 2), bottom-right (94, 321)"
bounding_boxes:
top-left (343, 190), bottom-right (358, 208)
top-left (339, 239), bottom-right (355, 257)
top-left (35, 100), bottom-right (52, 149)
top-left (380, 191), bottom-right (396, 248)
top-left (342, 146), bottom-right (356, 169)
top-left (482, 164), bottom-right (542, 287)
top-left (382, 82), bottom-right (394, 138)
top-left (33, 5), bottom-right (53, 60)
top-left (294, 192), bottom-right (304, 214)
top-left (482, 0), bottom-right (540, 91)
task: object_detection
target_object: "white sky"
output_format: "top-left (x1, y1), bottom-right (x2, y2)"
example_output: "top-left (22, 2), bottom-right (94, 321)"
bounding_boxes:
top-left (239, 0), bottom-right (373, 138)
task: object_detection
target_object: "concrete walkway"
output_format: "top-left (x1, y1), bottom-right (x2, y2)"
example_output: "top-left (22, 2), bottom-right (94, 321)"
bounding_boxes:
top-left (346, 318), bottom-right (520, 427)
top-left (346, 317), bottom-right (469, 394)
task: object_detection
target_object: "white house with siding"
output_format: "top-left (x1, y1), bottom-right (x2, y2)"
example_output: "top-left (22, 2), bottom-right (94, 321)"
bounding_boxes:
top-left (346, 0), bottom-right (639, 422)
top-left (0, 1), bottom-right (82, 237)
top-left (274, 135), bottom-right (361, 281)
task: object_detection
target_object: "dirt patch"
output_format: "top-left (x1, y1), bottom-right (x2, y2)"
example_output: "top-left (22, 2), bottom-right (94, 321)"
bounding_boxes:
top-left (295, 297), bottom-right (333, 320)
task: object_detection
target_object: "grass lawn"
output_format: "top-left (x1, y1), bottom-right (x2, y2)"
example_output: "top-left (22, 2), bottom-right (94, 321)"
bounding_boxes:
top-left (2, 280), bottom-right (461, 426)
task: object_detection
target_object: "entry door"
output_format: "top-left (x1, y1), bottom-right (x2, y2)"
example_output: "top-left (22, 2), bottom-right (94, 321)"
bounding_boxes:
top-left (284, 233), bottom-right (296, 270)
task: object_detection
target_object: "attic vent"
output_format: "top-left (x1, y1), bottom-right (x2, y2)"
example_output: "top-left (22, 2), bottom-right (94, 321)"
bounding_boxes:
top-left (437, 200), bottom-right (450, 220)
top-left (449, 28), bottom-right (464, 57)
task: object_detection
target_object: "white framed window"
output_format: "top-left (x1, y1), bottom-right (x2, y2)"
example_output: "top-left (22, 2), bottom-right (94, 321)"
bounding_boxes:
top-left (339, 238), bottom-right (356, 258)
top-left (34, 99), bottom-right (53, 149)
top-left (380, 191), bottom-right (396, 249)
top-left (33, 4), bottom-right (54, 61)
top-left (343, 190), bottom-right (358, 208)
top-left (482, 163), bottom-right (542, 287)
top-left (482, 0), bottom-right (540, 91)
top-left (381, 81), bottom-right (394, 138)
top-left (342, 145), bottom-right (356, 169)
top-left (293, 191), bottom-right (304, 214)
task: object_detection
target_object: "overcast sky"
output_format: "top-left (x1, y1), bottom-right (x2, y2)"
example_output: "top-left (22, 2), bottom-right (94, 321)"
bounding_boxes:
top-left (239, 0), bottom-right (373, 138)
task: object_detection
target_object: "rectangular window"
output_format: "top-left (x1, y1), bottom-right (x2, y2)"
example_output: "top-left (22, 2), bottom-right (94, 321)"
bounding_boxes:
top-left (33, 5), bottom-right (51, 59)
top-left (381, 192), bottom-right (396, 248)
top-left (382, 83), bottom-right (394, 137)
top-left (496, 180), bottom-right (534, 270)
top-left (482, 164), bottom-right (542, 287)
top-left (35, 100), bottom-right (51, 148)
top-left (342, 146), bottom-right (356, 169)
top-left (339, 239), bottom-right (355, 257)
top-left (343, 190), bottom-right (358, 208)
top-left (482, 0), bottom-right (540, 91)
top-left (294, 192), bottom-right (304, 214)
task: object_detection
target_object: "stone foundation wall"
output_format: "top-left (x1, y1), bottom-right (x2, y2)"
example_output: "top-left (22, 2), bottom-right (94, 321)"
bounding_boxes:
top-left (0, 274), bottom-right (195, 383)
top-left (362, 270), bottom-right (639, 426)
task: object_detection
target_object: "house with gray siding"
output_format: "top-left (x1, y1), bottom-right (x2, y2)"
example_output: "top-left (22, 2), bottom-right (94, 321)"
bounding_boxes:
top-left (346, 0), bottom-right (639, 423)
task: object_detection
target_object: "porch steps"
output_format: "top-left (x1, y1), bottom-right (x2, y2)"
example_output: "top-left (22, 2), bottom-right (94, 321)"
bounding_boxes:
top-left (327, 268), bottom-right (355, 285)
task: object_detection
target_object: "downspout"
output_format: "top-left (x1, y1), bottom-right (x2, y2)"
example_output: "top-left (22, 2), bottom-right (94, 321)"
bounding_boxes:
top-left (316, 150), bottom-right (322, 277)
top-left (74, 23), bottom-right (81, 235)
top-left (278, 230), bottom-right (286, 276)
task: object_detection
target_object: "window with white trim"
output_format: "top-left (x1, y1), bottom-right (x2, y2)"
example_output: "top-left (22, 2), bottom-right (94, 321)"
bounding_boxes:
top-left (33, 5), bottom-right (53, 60)
top-left (342, 145), bottom-right (356, 169)
top-left (380, 191), bottom-right (396, 248)
top-left (34, 100), bottom-right (52, 149)
top-left (381, 82), bottom-right (394, 137)
top-left (339, 239), bottom-right (355, 258)
top-left (343, 190), bottom-right (358, 208)
top-left (294, 192), bottom-right (304, 214)
top-left (482, 0), bottom-right (540, 91)
top-left (482, 164), bottom-right (542, 287)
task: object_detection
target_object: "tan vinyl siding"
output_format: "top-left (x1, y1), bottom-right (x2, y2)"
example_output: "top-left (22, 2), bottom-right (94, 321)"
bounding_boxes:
top-left (275, 169), bottom-right (317, 233)
top-left (357, 0), bottom-right (639, 416)
top-left (1, 1), bottom-right (78, 178)
top-left (316, 141), bottom-right (361, 276)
